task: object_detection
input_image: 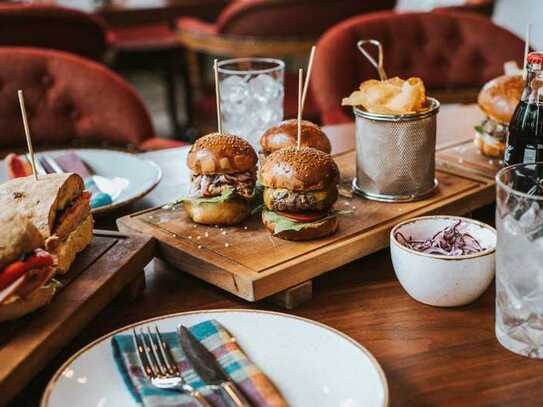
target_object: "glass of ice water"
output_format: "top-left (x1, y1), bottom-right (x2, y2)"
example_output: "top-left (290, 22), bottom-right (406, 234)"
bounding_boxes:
top-left (496, 163), bottom-right (543, 358)
top-left (217, 58), bottom-right (284, 150)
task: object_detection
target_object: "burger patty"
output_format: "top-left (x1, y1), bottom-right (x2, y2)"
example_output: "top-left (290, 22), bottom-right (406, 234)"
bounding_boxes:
top-left (189, 170), bottom-right (255, 199)
top-left (264, 187), bottom-right (337, 212)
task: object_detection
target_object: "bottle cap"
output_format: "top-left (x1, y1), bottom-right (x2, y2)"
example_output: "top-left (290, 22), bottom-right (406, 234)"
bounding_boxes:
top-left (527, 52), bottom-right (543, 65)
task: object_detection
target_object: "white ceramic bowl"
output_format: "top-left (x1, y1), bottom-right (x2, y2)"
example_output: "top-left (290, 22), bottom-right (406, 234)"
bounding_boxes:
top-left (390, 216), bottom-right (496, 307)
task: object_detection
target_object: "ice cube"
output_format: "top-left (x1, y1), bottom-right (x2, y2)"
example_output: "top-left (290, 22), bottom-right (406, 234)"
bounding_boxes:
top-left (519, 202), bottom-right (540, 228)
top-left (249, 74), bottom-right (282, 103)
top-left (220, 75), bottom-right (249, 104)
top-left (501, 214), bottom-right (522, 236)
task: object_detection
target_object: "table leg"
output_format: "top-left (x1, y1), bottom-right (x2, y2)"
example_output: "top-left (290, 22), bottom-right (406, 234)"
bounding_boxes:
top-left (269, 280), bottom-right (313, 309)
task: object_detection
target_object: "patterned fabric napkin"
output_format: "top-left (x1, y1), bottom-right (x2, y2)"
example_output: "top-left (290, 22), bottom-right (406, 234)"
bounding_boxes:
top-left (112, 319), bottom-right (288, 407)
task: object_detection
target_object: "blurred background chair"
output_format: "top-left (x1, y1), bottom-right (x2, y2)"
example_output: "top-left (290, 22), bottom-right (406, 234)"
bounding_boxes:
top-left (0, 3), bottom-right (112, 61)
top-left (177, 0), bottom-right (397, 133)
top-left (109, 0), bottom-right (229, 139)
top-left (0, 47), bottom-right (187, 152)
top-left (311, 10), bottom-right (525, 125)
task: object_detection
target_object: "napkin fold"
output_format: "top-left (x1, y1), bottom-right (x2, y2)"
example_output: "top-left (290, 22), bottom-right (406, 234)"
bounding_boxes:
top-left (112, 319), bottom-right (288, 407)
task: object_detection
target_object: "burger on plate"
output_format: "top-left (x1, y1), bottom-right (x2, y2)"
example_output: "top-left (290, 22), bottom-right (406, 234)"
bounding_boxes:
top-left (475, 74), bottom-right (524, 158)
top-left (260, 119), bottom-right (331, 156)
top-left (260, 146), bottom-right (340, 241)
top-left (184, 132), bottom-right (258, 225)
top-left (0, 211), bottom-right (58, 322)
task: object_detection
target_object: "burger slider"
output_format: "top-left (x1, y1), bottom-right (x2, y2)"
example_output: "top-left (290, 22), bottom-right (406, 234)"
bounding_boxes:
top-left (475, 74), bottom-right (524, 158)
top-left (260, 147), bottom-right (340, 241)
top-left (0, 173), bottom-right (93, 274)
top-left (260, 119), bottom-right (331, 156)
top-left (184, 133), bottom-right (258, 225)
top-left (0, 211), bottom-right (58, 322)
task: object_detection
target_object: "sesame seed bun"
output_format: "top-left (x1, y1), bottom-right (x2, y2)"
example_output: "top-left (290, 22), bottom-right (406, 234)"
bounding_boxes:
top-left (260, 147), bottom-right (340, 192)
top-left (478, 75), bottom-right (524, 124)
top-left (262, 212), bottom-right (338, 241)
top-left (187, 133), bottom-right (257, 175)
top-left (260, 119), bottom-right (331, 156)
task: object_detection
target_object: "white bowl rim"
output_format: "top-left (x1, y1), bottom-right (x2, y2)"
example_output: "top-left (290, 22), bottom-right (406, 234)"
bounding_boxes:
top-left (390, 215), bottom-right (496, 261)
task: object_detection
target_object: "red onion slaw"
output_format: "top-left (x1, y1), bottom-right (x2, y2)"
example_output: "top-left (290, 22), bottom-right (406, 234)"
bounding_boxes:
top-left (394, 220), bottom-right (485, 256)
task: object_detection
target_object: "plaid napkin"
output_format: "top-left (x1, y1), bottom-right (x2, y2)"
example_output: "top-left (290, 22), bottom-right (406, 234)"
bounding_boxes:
top-left (112, 319), bottom-right (288, 407)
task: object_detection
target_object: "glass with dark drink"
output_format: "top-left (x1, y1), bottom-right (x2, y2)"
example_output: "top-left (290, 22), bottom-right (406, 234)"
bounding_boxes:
top-left (504, 52), bottom-right (543, 166)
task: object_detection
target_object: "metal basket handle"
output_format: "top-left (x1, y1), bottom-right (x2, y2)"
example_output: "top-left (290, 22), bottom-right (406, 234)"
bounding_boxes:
top-left (357, 39), bottom-right (387, 81)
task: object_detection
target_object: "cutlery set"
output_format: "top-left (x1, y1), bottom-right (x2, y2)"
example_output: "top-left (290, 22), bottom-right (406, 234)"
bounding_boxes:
top-left (133, 324), bottom-right (251, 407)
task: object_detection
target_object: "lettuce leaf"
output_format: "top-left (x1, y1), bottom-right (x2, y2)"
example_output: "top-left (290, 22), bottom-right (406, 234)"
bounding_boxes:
top-left (164, 187), bottom-right (236, 209)
top-left (263, 209), bottom-right (350, 235)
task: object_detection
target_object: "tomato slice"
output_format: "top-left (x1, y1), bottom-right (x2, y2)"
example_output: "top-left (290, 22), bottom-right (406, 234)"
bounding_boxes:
top-left (0, 249), bottom-right (54, 291)
top-left (276, 211), bottom-right (327, 223)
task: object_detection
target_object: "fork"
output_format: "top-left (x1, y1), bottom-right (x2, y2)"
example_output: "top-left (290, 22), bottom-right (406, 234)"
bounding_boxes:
top-left (132, 325), bottom-right (213, 407)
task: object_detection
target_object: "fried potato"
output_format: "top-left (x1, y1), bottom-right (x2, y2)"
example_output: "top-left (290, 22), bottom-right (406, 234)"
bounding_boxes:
top-left (342, 76), bottom-right (427, 115)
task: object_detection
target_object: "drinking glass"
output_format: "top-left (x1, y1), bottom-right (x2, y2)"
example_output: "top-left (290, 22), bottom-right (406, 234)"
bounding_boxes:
top-left (217, 58), bottom-right (284, 150)
top-left (496, 163), bottom-right (543, 358)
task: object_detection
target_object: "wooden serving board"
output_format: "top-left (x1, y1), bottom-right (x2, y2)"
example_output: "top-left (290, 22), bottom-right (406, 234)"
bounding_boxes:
top-left (437, 140), bottom-right (502, 179)
top-left (0, 230), bottom-right (154, 405)
top-left (118, 150), bottom-right (495, 302)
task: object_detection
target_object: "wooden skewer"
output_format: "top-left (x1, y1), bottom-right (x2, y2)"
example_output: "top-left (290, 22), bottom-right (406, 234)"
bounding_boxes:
top-left (17, 90), bottom-right (38, 181)
top-left (523, 23), bottom-right (531, 80)
top-left (297, 68), bottom-right (303, 149)
top-left (301, 45), bottom-right (316, 111)
top-left (214, 59), bottom-right (223, 135)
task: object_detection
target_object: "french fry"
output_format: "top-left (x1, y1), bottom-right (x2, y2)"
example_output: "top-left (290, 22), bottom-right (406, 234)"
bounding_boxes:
top-left (342, 76), bottom-right (427, 115)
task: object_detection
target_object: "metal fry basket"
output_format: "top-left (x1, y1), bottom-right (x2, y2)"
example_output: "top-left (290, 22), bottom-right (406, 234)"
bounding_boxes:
top-left (352, 97), bottom-right (440, 202)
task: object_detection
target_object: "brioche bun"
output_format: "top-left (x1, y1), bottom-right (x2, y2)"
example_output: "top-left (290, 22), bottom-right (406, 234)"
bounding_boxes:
top-left (183, 199), bottom-right (251, 225)
top-left (260, 147), bottom-right (339, 192)
top-left (0, 284), bottom-right (56, 322)
top-left (262, 212), bottom-right (338, 241)
top-left (478, 75), bottom-right (524, 124)
top-left (260, 119), bottom-right (331, 156)
top-left (188, 133), bottom-right (257, 175)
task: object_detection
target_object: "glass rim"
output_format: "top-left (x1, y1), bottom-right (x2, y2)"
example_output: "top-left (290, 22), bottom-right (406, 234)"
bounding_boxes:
top-left (495, 162), bottom-right (543, 201)
top-left (217, 57), bottom-right (285, 75)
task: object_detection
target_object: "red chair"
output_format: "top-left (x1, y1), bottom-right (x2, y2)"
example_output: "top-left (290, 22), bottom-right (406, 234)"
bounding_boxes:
top-left (0, 48), bottom-right (186, 151)
top-left (177, 0), bottom-right (396, 127)
top-left (0, 4), bottom-right (112, 61)
top-left (312, 11), bottom-right (524, 125)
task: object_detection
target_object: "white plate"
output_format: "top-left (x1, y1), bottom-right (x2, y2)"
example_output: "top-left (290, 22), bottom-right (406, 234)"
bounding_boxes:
top-left (0, 149), bottom-right (161, 215)
top-left (41, 309), bottom-right (388, 407)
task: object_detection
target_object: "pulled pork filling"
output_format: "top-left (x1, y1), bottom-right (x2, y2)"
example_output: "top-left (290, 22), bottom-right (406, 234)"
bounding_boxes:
top-left (189, 170), bottom-right (256, 199)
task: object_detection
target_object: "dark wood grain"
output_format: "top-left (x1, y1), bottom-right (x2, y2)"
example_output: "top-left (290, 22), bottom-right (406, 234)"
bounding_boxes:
top-left (0, 233), bottom-right (155, 406)
top-left (118, 150), bottom-right (494, 301)
top-left (11, 108), bottom-right (535, 407)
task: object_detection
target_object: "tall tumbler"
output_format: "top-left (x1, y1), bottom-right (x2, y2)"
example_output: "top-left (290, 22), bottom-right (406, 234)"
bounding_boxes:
top-left (217, 58), bottom-right (284, 150)
top-left (496, 163), bottom-right (543, 358)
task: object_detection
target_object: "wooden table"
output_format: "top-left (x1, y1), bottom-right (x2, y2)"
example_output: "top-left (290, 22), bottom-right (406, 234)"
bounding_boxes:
top-left (13, 105), bottom-right (543, 407)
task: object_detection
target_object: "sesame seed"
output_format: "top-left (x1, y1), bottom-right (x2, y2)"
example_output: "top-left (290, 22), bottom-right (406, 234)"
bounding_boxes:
top-left (225, 243), bottom-right (230, 248)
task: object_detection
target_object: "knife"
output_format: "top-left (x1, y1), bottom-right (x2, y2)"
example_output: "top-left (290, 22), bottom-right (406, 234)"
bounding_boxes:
top-left (177, 325), bottom-right (252, 407)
